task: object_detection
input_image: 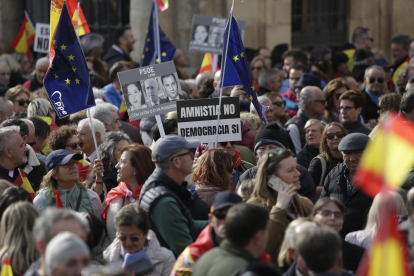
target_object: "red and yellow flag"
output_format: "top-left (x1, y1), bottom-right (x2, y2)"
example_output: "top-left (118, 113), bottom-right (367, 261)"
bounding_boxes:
top-left (10, 13), bottom-right (35, 59)
top-left (356, 195), bottom-right (412, 276)
top-left (199, 53), bottom-right (219, 74)
top-left (118, 101), bottom-right (127, 120)
top-left (76, 159), bottom-right (92, 182)
top-left (354, 114), bottom-right (414, 198)
top-left (67, 0), bottom-right (90, 36)
top-left (156, 0), bottom-right (169, 12)
top-left (13, 169), bottom-right (35, 200)
top-left (1, 255), bottom-right (13, 276)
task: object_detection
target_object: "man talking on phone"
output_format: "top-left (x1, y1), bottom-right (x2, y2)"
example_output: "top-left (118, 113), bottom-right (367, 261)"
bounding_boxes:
top-left (239, 123), bottom-right (316, 203)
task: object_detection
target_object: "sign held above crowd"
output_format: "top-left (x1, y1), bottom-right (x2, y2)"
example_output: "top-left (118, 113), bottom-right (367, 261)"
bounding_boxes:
top-left (33, 23), bottom-right (50, 54)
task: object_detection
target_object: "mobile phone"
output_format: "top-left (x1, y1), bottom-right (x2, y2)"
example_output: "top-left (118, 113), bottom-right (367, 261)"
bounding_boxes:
top-left (267, 175), bottom-right (289, 192)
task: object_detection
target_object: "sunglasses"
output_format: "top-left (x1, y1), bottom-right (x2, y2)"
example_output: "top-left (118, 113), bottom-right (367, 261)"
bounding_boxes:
top-left (326, 131), bottom-right (346, 140)
top-left (273, 100), bottom-right (286, 107)
top-left (229, 164), bottom-right (235, 173)
top-left (213, 209), bottom-right (229, 220)
top-left (15, 99), bottom-right (31, 106)
top-left (66, 143), bottom-right (81, 150)
top-left (250, 66), bottom-right (263, 71)
top-left (369, 77), bottom-right (384, 84)
top-left (27, 139), bottom-right (37, 147)
top-left (219, 141), bottom-right (237, 147)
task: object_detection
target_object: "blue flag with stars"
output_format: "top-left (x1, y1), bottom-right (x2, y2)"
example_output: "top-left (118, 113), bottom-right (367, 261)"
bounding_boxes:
top-left (140, 2), bottom-right (176, 67)
top-left (220, 11), bottom-right (268, 124)
top-left (44, 2), bottom-right (95, 119)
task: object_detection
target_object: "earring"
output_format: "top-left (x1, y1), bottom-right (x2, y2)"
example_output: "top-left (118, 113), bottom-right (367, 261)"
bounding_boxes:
top-left (134, 171), bottom-right (136, 175)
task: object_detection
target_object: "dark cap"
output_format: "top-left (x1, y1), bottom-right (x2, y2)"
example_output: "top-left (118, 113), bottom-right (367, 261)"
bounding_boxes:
top-left (152, 135), bottom-right (200, 163)
top-left (211, 190), bottom-right (242, 212)
top-left (338, 133), bottom-right (370, 152)
top-left (254, 122), bottom-right (287, 152)
top-left (294, 74), bottom-right (322, 89)
top-left (46, 149), bottom-right (83, 172)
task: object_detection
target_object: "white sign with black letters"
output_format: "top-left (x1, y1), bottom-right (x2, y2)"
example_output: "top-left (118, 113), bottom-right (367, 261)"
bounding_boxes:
top-left (34, 23), bottom-right (50, 54)
top-left (189, 15), bottom-right (245, 54)
top-left (177, 97), bottom-right (242, 143)
top-left (118, 61), bottom-right (183, 120)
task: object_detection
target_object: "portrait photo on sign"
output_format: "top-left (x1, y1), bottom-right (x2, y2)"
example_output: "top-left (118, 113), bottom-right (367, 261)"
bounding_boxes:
top-left (191, 24), bottom-right (210, 46)
top-left (118, 61), bottom-right (183, 120)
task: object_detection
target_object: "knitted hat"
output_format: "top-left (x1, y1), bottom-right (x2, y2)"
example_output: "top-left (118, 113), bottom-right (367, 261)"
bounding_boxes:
top-left (254, 122), bottom-right (287, 152)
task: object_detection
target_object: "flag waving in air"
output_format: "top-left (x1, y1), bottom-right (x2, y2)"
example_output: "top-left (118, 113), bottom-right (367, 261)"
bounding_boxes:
top-left (140, 2), bottom-right (176, 67)
top-left (67, 0), bottom-right (91, 36)
top-left (44, 1), bottom-right (95, 118)
top-left (199, 53), bottom-right (219, 74)
top-left (220, 11), bottom-right (268, 124)
top-left (0, 255), bottom-right (13, 276)
top-left (155, 0), bottom-right (169, 12)
top-left (354, 114), bottom-right (414, 198)
top-left (10, 12), bottom-right (35, 59)
top-left (13, 169), bottom-right (35, 200)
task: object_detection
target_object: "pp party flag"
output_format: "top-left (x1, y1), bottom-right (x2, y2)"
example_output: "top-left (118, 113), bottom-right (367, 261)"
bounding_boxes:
top-left (140, 2), bottom-right (176, 67)
top-left (0, 255), bottom-right (13, 276)
top-left (13, 169), bottom-right (35, 200)
top-left (10, 12), bottom-right (35, 59)
top-left (156, 0), bottom-right (169, 12)
top-left (199, 53), bottom-right (219, 74)
top-left (355, 194), bottom-right (412, 276)
top-left (67, 0), bottom-right (91, 36)
top-left (354, 113), bottom-right (414, 198)
top-left (220, 10), bottom-right (268, 124)
top-left (44, 1), bottom-right (95, 119)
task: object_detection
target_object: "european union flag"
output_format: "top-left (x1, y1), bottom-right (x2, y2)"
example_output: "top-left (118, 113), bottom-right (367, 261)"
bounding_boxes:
top-left (220, 11), bottom-right (268, 124)
top-left (44, 2), bottom-right (95, 119)
top-left (140, 2), bottom-right (176, 67)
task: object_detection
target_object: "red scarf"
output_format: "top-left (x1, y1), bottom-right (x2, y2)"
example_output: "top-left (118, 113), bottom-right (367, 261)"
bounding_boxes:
top-left (230, 149), bottom-right (242, 191)
top-left (103, 182), bottom-right (142, 226)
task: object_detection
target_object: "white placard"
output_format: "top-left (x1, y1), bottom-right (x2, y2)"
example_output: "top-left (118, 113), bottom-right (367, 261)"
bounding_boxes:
top-left (34, 23), bottom-right (50, 54)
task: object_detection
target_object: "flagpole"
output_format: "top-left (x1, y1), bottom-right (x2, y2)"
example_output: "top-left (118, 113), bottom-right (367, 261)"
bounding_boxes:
top-left (212, 54), bottom-right (218, 73)
top-left (214, 0), bottom-right (235, 149)
top-left (87, 108), bottom-right (102, 162)
top-left (77, 1), bottom-right (80, 38)
top-left (153, 0), bottom-right (166, 138)
top-left (24, 11), bottom-right (35, 30)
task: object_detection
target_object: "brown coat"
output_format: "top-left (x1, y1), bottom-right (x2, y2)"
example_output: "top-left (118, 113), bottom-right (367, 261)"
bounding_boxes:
top-left (195, 183), bottom-right (228, 207)
top-left (249, 193), bottom-right (313, 264)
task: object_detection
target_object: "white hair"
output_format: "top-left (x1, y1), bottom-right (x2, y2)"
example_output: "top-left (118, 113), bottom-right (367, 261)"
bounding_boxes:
top-left (364, 65), bottom-right (386, 79)
top-left (92, 87), bottom-right (104, 100)
top-left (298, 86), bottom-right (317, 111)
top-left (27, 98), bottom-right (53, 117)
top-left (35, 57), bottom-right (49, 69)
top-left (78, 117), bottom-right (105, 138)
top-left (87, 103), bottom-right (118, 126)
top-left (250, 96), bottom-right (271, 113)
top-left (0, 126), bottom-right (21, 157)
top-left (285, 221), bottom-right (317, 249)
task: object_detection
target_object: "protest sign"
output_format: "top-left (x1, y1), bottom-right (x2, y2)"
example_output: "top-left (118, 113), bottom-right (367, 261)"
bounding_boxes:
top-left (189, 15), bottom-right (245, 54)
top-left (177, 97), bottom-right (242, 143)
top-left (118, 61), bottom-right (183, 120)
top-left (34, 23), bottom-right (50, 53)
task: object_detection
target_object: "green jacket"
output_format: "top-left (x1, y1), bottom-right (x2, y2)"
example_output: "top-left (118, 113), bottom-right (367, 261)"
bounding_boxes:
top-left (192, 240), bottom-right (258, 276)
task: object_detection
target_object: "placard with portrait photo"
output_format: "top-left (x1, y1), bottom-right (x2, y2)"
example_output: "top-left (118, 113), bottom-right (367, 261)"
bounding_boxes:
top-left (118, 61), bottom-right (183, 120)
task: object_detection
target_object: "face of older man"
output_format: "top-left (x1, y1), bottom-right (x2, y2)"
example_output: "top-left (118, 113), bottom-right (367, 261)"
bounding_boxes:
top-left (0, 63), bottom-right (10, 86)
top-left (36, 61), bottom-right (49, 85)
top-left (391, 43), bottom-right (408, 64)
top-left (364, 67), bottom-right (384, 96)
top-left (9, 132), bottom-right (29, 166)
top-left (145, 78), bottom-right (159, 105)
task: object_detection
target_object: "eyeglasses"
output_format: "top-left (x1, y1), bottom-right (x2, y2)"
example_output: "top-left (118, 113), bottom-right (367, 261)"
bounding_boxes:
top-left (369, 77), bottom-right (384, 84)
top-left (14, 99), bottom-right (31, 106)
top-left (170, 151), bottom-right (193, 161)
top-left (65, 143), bottom-right (81, 150)
top-left (213, 209), bottom-right (229, 220)
top-left (326, 131), bottom-right (346, 140)
top-left (250, 66), bottom-right (263, 71)
top-left (229, 164), bottom-right (235, 173)
top-left (313, 99), bottom-right (326, 104)
top-left (28, 139), bottom-right (37, 147)
top-left (334, 93), bottom-right (343, 100)
top-left (316, 209), bottom-right (344, 219)
top-left (219, 141), bottom-right (237, 147)
top-left (117, 232), bottom-right (143, 243)
top-left (273, 100), bottom-right (286, 107)
top-left (339, 106), bottom-right (355, 111)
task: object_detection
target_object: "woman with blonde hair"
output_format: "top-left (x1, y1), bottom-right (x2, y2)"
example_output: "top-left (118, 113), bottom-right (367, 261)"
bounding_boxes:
top-left (247, 148), bottom-right (313, 264)
top-left (0, 202), bottom-right (39, 276)
top-left (308, 122), bottom-right (347, 198)
top-left (345, 191), bottom-right (407, 249)
top-left (5, 85), bottom-right (31, 114)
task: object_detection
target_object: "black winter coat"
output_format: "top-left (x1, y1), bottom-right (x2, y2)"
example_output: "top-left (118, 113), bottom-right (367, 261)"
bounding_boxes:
top-left (296, 144), bottom-right (319, 169)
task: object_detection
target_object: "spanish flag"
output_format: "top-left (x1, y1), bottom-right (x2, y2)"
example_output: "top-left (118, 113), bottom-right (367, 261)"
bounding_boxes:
top-left (76, 159), bottom-right (92, 182)
top-left (356, 195), bottom-right (412, 276)
top-left (14, 169), bottom-right (35, 200)
top-left (0, 255), bottom-right (13, 276)
top-left (118, 101), bottom-right (127, 120)
top-left (67, 0), bottom-right (90, 36)
top-left (156, 0), bottom-right (169, 12)
top-left (354, 114), bottom-right (414, 198)
top-left (199, 53), bottom-right (219, 74)
top-left (10, 12), bottom-right (35, 59)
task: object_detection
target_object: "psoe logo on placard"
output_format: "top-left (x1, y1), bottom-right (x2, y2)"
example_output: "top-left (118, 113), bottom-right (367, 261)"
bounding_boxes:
top-left (50, 91), bottom-right (67, 116)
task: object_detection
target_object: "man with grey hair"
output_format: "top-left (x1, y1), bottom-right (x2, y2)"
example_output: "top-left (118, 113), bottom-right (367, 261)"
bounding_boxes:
top-left (257, 68), bottom-right (283, 95)
top-left (23, 57), bottom-right (49, 91)
top-left (0, 125), bottom-right (29, 182)
top-left (286, 86), bottom-right (326, 154)
top-left (88, 103), bottom-right (121, 132)
top-left (250, 96), bottom-right (274, 123)
top-left (0, 61), bottom-right (11, 87)
top-left (77, 118), bottom-right (105, 162)
top-left (391, 33), bottom-right (412, 84)
top-left (24, 209), bottom-right (89, 276)
top-left (80, 33), bottom-right (105, 59)
top-left (362, 65), bottom-right (385, 123)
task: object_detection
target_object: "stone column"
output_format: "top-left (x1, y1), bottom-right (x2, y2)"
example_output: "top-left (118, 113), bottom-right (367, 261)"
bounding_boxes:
top-left (0, 0), bottom-right (20, 43)
top-left (129, 0), bottom-right (152, 62)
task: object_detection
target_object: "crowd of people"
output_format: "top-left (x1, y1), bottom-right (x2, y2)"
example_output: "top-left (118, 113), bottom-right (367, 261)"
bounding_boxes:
top-left (1, 23), bottom-right (414, 276)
